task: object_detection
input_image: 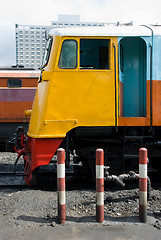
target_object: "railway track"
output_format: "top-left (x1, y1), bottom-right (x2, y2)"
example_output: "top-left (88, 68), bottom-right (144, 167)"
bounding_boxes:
top-left (0, 171), bottom-right (27, 187)
top-left (0, 170), bottom-right (78, 188)
top-left (0, 152), bottom-right (160, 189)
top-left (0, 169), bottom-right (160, 192)
top-left (0, 171), bottom-right (24, 175)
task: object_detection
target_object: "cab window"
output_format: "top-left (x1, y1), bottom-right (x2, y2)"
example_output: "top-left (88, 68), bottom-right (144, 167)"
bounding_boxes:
top-left (59, 40), bottom-right (77, 69)
top-left (80, 39), bottom-right (110, 69)
top-left (41, 37), bottom-right (52, 69)
top-left (7, 79), bottom-right (22, 88)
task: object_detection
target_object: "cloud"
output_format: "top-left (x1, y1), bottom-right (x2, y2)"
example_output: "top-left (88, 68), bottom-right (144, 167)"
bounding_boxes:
top-left (1, 0), bottom-right (161, 25)
top-left (0, 21), bottom-right (15, 65)
top-left (1, 0), bottom-right (161, 66)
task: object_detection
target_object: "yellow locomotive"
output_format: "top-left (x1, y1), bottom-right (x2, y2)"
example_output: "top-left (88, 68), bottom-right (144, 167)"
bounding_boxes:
top-left (15, 25), bottom-right (161, 185)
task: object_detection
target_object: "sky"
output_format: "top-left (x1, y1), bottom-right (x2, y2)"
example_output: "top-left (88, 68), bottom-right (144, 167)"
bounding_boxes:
top-left (1, 0), bottom-right (161, 66)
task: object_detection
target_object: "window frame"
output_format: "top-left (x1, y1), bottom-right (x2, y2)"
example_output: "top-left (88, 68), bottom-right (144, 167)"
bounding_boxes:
top-left (79, 38), bottom-right (111, 71)
top-left (58, 39), bottom-right (78, 69)
top-left (41, 36), bottom-right (53, 69)
top-left (56, 37), bottom-right (112, 71)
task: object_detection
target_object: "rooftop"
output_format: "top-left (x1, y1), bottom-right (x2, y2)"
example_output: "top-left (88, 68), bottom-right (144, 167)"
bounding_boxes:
top-left (49, 25), bottom-right (161, 37)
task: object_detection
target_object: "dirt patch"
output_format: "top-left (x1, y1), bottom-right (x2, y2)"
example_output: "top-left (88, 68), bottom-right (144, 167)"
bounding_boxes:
top-left (0, 152), bottom-right (161, 240)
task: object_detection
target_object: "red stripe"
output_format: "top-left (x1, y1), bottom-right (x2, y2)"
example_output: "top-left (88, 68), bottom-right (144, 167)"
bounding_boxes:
top-left (96, 205), bottom-right (104, 223)
top-left (139, 178), bottom-right (147, 191)
top-left (96, 178), bottom-right (104, 192)
top-left (57, 148), bottom-right (65, 164)
top-left (58, 204), bottom-right (66, 224)
top-left (57, 178), bottom-right (65, 191)
top-left (139, 148), bottom-right (147, 164)
top-left (96, 149), bottom-right (104, 165)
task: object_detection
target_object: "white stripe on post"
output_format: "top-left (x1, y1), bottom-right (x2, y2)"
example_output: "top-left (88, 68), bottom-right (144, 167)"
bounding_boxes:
top-left (96, 192), bottom-right (104, 206)
top-left (139, 164), bottom-right (147, 178)
top-left (57, 164), bottom-right (65, 178)
top-left (58, 191), bottom-right (66, 205)
top-left (96, 165), bottom-right (104, 179)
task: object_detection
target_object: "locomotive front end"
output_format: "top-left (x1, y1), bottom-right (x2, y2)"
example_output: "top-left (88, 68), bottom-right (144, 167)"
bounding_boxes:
top-left (19, 27), bottom-right (119, 185)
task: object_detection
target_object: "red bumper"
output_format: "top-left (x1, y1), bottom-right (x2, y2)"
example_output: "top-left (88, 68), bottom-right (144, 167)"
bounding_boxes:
top-left (24, 137), bottom-right (63, 185)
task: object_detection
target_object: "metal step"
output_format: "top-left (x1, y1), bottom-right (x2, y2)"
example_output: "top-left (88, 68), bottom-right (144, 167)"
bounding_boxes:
top-left (124, 136), bottom-right (143, 140)
top-left (124, 154), bottom-right (139, 159)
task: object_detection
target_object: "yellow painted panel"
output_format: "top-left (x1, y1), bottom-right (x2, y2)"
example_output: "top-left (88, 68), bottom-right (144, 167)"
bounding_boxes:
top-left (28, 81), bottom-right (50, 136)
top-left (28, 36), bottom-right (118, 138)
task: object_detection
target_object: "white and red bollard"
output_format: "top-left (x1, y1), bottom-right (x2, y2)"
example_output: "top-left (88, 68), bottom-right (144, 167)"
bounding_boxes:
top-left (139, 148), bottom-right (147, 223)
top-left (96, 148), bottom-right (104, 223)
top-left (57, 148), bottom-right (66, 224)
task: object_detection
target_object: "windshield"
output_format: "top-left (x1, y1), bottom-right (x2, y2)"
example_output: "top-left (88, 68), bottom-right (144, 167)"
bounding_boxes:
top-left (41, 37), bottom-right (53, 69)
top-left (59, 40), bottom-right (77, 69)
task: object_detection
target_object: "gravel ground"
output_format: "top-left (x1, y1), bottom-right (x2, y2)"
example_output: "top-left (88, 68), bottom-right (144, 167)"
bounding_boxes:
top-left (0, 152), bottom-right (161, 240)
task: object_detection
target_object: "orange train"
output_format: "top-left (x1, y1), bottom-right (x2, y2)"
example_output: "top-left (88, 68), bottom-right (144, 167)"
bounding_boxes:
top-left (0, 66), bottom-right (40, 151)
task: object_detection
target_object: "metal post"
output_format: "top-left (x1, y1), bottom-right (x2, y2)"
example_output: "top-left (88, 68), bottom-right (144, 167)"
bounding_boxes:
top-left (57, 148), bottom-right (66, 224)
top-left (139, 148), bottom-right (147, 223)
top-left (96, 148), bottom-right (104, 223)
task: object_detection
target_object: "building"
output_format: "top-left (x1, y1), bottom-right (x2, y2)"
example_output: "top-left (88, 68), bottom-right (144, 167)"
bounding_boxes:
top-left (15, 24), bottom-right (48, 69)
top-left (51, 14), bottom-right (104, 28)
top-left (15, 15), bottom-right (131, 69)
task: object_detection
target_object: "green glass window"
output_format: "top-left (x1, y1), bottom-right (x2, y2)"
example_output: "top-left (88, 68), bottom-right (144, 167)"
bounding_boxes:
top-left (59, 40), bottom-right (77, 69)
top-left (80, 39), bottom-right (110, 69)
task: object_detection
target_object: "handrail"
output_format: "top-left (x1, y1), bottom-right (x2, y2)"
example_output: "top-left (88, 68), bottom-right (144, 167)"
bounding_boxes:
top-left (113, 43), bottom-right (118, 132)
top-left (141, 25), bottom-right (153, 130)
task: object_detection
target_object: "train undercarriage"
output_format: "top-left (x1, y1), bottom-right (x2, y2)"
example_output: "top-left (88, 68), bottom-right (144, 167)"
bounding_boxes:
top-left (14, 126), bottom-right (161, 186)
top-left (66, 126), bottom-right (161, 176)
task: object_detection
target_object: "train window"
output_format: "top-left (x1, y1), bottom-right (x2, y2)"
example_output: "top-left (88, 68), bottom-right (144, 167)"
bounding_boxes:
top-left (41, 37), bottom-right (53, 69)
top-left (7, 79), bottom-right (22, 88)
top-left (80, 39), bottom-right (110, 69)
top-left (59, 40), bottom-right (77, 69)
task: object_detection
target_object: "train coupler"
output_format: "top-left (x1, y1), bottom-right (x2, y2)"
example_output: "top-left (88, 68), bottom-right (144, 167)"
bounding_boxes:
top-left (14, 126), bottom-right (27, 152)
top-left (13, 126), bottom-right (29, 176)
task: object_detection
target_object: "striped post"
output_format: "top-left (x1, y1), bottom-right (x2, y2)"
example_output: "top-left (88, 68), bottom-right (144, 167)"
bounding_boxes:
top-left (96, 148), bottom-right (104, 223)
top-left (139, 148), bottom-right (147, 223)
top-left (57, 148), bottom-right (66, 224)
